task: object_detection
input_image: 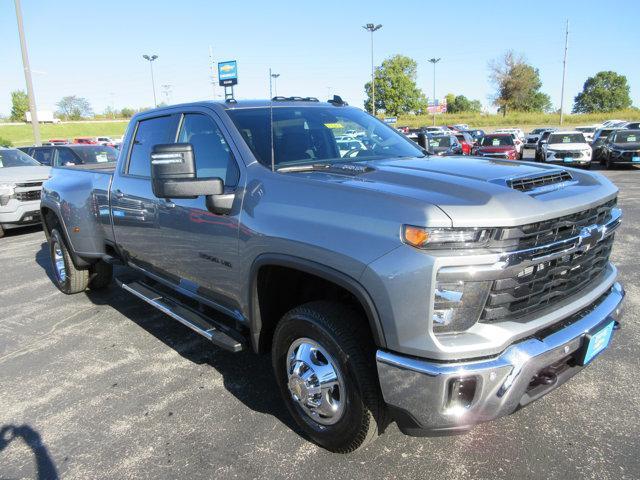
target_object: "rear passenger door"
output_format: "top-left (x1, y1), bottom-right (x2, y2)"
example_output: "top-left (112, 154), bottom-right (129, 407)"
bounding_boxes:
top-left (111, 113), bottom-right (180, 270)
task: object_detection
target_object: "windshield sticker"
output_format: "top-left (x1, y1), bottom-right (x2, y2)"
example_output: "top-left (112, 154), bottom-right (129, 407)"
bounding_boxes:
top-left (561, 136), bottom-right (571, 143)
top-left (492, 138), bottom-right (500, 146)
top-left (324, 123), bottom-right (343, 129)
top-left (628, 135), bottom-right (637, 142)
top-left (96, 153), bottom-right (108, 163)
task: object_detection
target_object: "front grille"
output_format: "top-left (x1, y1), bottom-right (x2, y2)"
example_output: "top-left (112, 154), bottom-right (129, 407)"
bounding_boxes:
top-left (16, 190), bottom-right (41, 201)
top-left (507, 170), bottom-right (573, 192)
top-left (482, 235), bottom-right (613, 321)
top-left (481, 199), bottom-right (617, 322)
top-left (498, 198), bottom-right (616, 250)
top-left (552, 151), bottom-right (581, 158)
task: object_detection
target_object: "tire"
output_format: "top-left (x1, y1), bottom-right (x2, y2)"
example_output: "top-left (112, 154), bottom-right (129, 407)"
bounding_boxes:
top-left (272, 301), bottom-right (384, 453)
top-left (89, 260), bottom-right (113, 290)
top-left (49, 228), bottom-right (89, 294)
top-left (583, 163), bottom-right (592, 170)
top-left (605, 154), bottom-right (613, 170)
top-left (0, 225), bottom-right (4, 238)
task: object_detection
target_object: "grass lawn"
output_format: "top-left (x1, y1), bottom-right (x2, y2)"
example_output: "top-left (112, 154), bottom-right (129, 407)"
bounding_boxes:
top-left (0, 121), bottom-right (129, 146)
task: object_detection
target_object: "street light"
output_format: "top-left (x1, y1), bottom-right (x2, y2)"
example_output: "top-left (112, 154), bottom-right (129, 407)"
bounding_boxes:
top-left (363, 23), bottom-right (382, 116)
top-left (270, 71), bottom-right (280, 97)
top-left (142, 54), bottom-right (158, 107)
top-left (428, 58), bottom-right (441, 126)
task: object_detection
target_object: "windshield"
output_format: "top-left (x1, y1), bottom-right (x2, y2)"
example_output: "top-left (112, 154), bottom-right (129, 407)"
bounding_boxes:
top-left (227, 106), bottom-right (423, 167)
top-left (429, 136), bottom-right (453, 147)
top-left (69, 146), bottom-right (118, 164)
top-left (0, 149), bottom-right (42, 168)
top-left (481, 135), bottom-right (513, 146)
top-left (548, 133), bottom-right (586, 144)
top-left (530, 128), bottom-right (545, 134)
top-left (576, 127), bottom-right (595, 133)
top-left (613, 131), bottom-right (640, 143)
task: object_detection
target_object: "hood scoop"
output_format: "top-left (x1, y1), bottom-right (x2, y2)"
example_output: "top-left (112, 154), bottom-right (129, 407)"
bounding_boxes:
top-left (497, 170), bottom-right (575, 194)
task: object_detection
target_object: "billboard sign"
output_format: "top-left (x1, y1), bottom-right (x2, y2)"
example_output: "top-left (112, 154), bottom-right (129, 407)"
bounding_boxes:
top-left (427, 98), bottom-right (447, 114)
top-left (383, 117), bottom-right (398, 124)
top-left (218, 60), bottom-right (238, 86)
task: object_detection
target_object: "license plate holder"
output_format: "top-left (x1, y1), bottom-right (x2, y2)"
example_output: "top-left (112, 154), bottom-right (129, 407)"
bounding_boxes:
top-left (576, 320), bottom-right (615, 366)
top-left (563, 157), bottom-right (573, 163)
top-left (632, 156), bottom-right (640, 163)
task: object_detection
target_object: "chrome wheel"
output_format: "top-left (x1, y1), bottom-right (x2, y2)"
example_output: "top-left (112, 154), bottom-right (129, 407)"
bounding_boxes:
top-left (286, 338), bottom-right (345, 425)
top-left (53, 240), bottom-right (66, 283)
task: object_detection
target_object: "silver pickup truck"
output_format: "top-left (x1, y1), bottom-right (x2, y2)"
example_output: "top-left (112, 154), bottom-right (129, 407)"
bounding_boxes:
top-left (41, 98), bottom-right (624, 453)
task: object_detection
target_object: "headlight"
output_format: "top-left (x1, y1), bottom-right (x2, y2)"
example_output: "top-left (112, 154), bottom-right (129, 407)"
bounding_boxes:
top-left (0, 183), bottom-right (15, 206)
top-left (433, 280), bottom-right (492, 334)
top-left (402, 225), bottom-right (491, 249)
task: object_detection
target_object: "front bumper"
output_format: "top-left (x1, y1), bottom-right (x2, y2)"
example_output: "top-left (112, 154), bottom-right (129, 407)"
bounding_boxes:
top-left (545, 150), bottom-right (591, 165)
top-left (607, 151), bottom-right (640, 164)
top-left (376, 282), bottom-right (624, 433)
top-left (0, 200), bottom-right (42, 229)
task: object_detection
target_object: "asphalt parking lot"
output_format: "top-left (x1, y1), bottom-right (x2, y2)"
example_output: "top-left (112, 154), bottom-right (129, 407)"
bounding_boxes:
top-left (1, 153), bottom-right (639, 480)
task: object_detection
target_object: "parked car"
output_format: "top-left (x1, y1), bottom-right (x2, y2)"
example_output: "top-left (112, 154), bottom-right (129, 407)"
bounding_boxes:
top-left (600, 129), bottom-right (640, 168)
top-left (495, 128), bottom-right (525, 142)
top-left (452, 123), bottom-right (469, 131)
top-left (453, 131), bottom-right (474, 155)
top-left (542, 131), bottom-right (592, 168)
top-left (534, 129), bottom-right (556, 161)
top-left (0, 148), bottom-right (50, 237)
top-left (73, 137), bottom-right (98, 145)
top-left (592, 128), bottom-right (622, 162)
top-left (19, 145), bottom-right (118, 167)
top-left (574, 126), bottom-right (597, 143)
top-left (41, 98), bottom-right (624, 453)
top-left (427, 134), bottom-right (463, 156)
top-left (461, 129), bottom-right (485, 143)
top-left (472, 133), bottom-right (519, 160)
top-left (524, 128), bottom-right (555, 149)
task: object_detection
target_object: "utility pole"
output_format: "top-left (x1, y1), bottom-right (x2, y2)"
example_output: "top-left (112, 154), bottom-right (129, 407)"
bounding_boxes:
top-left (14, 0), bottom-right (40, 145)
top-left (363, 23), bottom-right (382, 116)
top-left (559, 20), bottom-right (569, 126)
top-left (209, 45), bottom-right (216, 100)
top-left (142, 54), bottom-right (158, 107)
top-left (428, 58), bottom-right (441, 126)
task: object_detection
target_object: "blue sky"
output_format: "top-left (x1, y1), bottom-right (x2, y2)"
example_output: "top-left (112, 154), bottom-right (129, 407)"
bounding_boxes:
top-left (1, 0), bottom-right (638, 117)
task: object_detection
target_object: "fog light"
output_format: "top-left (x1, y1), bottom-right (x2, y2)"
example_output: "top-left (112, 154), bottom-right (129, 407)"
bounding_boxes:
top-left (446, 377), bottom-right (478, 412)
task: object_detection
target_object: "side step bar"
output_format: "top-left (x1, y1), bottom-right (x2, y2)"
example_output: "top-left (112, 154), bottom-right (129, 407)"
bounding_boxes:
top-left (117, 279), bottom-right (244, 352)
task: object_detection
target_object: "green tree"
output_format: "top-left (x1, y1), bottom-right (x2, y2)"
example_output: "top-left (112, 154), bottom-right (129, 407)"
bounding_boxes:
top-left (445, 94), bottom-right (483, 113)
top-left (364, 55), bottom-right (428, 116)
top-left (573, 71), bottom-right (632, 113)
top-left (488, 51), bottom-right (551, 115)
top-left (10, 90), bottom-right (29, 122)
top-left (120, 107), bottom-right (135, 118)
top-left (56, 95), bottom-right (93, 120)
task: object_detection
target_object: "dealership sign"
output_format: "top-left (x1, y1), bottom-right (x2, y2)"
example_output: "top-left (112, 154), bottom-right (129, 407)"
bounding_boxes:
top-left (218, 60), bottom-right (238, 86)
top-left (427, 98), bottom-right (447, 114)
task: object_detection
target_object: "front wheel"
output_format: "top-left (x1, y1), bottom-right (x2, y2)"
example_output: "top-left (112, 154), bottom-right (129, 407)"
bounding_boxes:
top-left (0, 225), bottom-right (4, 238)
top-left (272, 301), bottom-right (384, 453)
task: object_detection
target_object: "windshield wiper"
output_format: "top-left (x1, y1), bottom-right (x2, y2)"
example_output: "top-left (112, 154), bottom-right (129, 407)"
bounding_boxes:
top-left (276, 163), bottom-right (332, 173)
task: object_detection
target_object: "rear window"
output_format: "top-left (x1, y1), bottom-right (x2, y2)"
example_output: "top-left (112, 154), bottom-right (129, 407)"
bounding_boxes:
top-left (70, 146), bottom-right (119, 164)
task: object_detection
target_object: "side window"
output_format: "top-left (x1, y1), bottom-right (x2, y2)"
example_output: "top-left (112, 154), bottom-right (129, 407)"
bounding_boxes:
top-left (177, 113), bottom-right (239, 186)
top-left (127, 115), bottom-right (177, 177)
top-left (31, 148), bottom-right (54, 166)
top-left (56, 148), bottom-right (79, 166)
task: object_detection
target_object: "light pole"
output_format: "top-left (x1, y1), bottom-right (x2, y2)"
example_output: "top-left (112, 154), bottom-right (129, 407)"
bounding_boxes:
top-left (142, 54), bottom-right (158, 107)
top-left (270, 72), bottom-right (280, 97)
top-left (363, 23), bottom-right (382, 116)
top-left (14, 0), bottom-right (41, 145)
top-left (428, 58), bottom-right (441, 126)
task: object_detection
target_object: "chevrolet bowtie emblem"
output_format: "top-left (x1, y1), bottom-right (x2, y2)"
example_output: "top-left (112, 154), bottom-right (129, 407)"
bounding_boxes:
top-left (578, 224), bottom-right (605, 251)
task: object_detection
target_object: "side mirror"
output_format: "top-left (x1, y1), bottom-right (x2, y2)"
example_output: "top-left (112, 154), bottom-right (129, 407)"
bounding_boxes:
top-left (150, 143), bottom-right (223, 199)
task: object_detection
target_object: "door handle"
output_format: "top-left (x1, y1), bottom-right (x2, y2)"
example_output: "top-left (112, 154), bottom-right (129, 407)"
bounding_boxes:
top-left (113, 189), bottom-right (125, 199)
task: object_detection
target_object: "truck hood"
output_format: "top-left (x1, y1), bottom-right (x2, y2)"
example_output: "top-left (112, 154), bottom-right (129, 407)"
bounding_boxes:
top-left (292, 156), bottom-right (618, 227)
top-left (0, 166), bottom-right (51, 183)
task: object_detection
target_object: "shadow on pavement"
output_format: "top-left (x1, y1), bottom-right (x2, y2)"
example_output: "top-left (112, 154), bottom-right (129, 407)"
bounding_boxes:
top-left (33, 242), bottom-right (304, 441)
top-left (0, 424), bottom-right (58, 480)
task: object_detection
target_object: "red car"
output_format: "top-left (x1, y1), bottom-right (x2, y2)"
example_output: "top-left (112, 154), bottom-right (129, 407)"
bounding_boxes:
top-left (73, 137), bottom-right (98, 145)
top-left (454, 132), bottom-right (475, 155)
top-left (472, 133), bottom-right (519, 160)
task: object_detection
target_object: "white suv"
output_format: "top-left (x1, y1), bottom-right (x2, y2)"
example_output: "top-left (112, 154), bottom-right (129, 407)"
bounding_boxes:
top-left (543, 131), bottom-right (592, 168)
